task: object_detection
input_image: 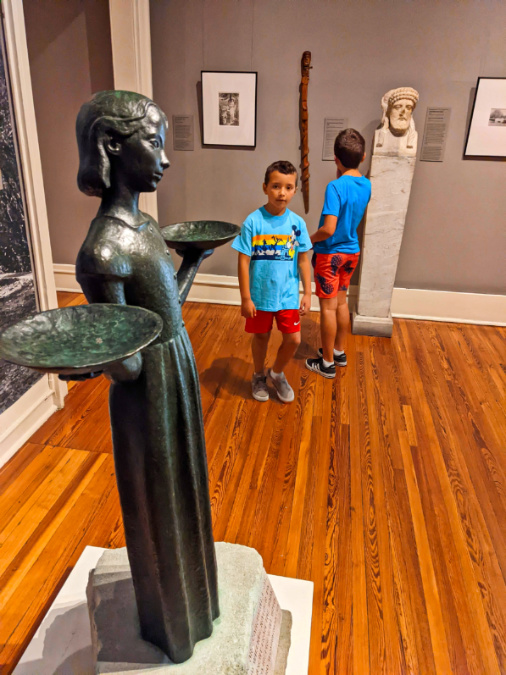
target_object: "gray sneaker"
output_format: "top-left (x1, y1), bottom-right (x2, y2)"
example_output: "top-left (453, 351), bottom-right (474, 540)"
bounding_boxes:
top-left (251, 373), bottom-right (269, 401)
top-left (268, 369), bottom-right (294, 403)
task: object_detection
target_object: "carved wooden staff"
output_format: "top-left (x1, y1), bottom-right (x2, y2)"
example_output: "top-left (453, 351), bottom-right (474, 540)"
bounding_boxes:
top-left (299, 51), bottom-right (311, 214)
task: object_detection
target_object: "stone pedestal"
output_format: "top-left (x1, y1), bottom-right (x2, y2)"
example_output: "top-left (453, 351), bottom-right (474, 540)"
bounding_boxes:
top-left (352, 154), bottom-right (416, 337)
top-left (352, 310), bottom-right (394, 338)
top-left (87, 542), bottom-right (291, 674)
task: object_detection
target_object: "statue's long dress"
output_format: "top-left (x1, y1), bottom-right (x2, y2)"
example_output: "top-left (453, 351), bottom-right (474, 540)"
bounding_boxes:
top-left (76, 215), bottom-right (219, 663)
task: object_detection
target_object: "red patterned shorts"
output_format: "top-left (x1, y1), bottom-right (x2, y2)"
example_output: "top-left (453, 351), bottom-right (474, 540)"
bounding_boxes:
top-left (312, 252), bottom-right (360, 298)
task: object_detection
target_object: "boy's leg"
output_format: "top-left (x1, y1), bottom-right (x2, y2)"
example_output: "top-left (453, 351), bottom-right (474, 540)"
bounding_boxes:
top-left (270, 332), bottom-right (300, 403)
top-left (251, 332), bottom-right (271, 373)
top-left (335, 290), bottom-right (349, 352)
top-left (272, 331), bottom-right (301, 373)
top-left (269, 311), bottom-right (301, 403)
top-left (320, 295), bottom-right (338, 363)
top-left (313, 253), bottom-right (338, 364)
top-left (246, 311), bottom-right (274, 401)
top-left (334, 253), bottom-right (359, 354)
top-left (250, 333), bottom-right (271, 401)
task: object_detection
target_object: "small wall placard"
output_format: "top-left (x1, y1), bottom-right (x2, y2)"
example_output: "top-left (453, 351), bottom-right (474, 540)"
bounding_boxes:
top-left (421, 108), bottom-right (451, 162)
top-left (322, 118), bottom-right (348, 160)
top-left (172, 115), bottom-right (194, 151)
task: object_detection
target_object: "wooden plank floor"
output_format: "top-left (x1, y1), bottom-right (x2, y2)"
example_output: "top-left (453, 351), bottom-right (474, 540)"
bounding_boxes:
top-left (1, 292), bottom-right (505, 674)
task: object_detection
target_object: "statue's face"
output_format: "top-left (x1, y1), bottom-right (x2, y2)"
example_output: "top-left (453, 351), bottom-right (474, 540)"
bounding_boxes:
top-left (114, 107), bottom-right (170, 192)
top-left (388, 98), bottom-right (414, 135)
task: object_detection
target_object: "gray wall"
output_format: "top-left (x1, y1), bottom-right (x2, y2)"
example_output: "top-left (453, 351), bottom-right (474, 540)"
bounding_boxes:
top-left (24, 0), bottom-right (114, 265)
top-left (151, 0), bottom-right (506, 294)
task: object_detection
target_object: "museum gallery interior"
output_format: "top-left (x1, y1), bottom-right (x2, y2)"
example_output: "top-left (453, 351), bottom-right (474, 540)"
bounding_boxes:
top-left (0, 1), bottom-right (505, 673)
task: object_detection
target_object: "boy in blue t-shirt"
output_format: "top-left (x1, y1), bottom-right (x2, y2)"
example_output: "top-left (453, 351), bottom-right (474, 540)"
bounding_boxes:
top-left (306, 129), bottom-right (371, 379)
top-left (232, 161), bottom-right (312, 403)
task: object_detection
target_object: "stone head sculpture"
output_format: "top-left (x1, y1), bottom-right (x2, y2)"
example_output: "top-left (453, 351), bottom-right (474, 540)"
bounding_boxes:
top-left (375, 86), bottom-right (419, 155)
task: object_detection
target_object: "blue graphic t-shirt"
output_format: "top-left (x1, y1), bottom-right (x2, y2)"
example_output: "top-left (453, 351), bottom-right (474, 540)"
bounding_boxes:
top-left (232, 206), bottom-right (312, 311)
top-left (313, 175), bottom-right (371, 254)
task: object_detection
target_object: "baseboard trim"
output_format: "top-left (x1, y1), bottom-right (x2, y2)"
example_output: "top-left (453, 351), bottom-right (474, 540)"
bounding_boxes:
top-left (0, 377), bottom-right (58, 468)
top-left (54, 264), bottom-right (506, 326)
top-left (53, 263), bottom-right (81, 292)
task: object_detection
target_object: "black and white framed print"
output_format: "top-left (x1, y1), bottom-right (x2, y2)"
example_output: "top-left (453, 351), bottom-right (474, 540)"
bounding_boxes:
top-left (202, 71), bottom-right (257, 147)
top-left (464, 77), bottom-right (506, 158)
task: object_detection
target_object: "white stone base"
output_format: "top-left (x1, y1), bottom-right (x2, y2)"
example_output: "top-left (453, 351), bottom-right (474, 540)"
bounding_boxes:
top-left (14, 546), bottom-right (313, 675)
top-left (352, 311), bottom-right (393, 337)
top-left (87, 543), bottom-right (288, 674)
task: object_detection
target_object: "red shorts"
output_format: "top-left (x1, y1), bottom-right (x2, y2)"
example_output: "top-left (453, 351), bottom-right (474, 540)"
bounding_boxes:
top-left (312, 252), bottom-right (360, 298)
top-left (245, 309), bottom-right (301, 334)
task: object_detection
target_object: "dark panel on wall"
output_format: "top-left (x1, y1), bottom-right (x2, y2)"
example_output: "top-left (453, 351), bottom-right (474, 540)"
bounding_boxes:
top-left (0, 19), bottom-right (41, 414)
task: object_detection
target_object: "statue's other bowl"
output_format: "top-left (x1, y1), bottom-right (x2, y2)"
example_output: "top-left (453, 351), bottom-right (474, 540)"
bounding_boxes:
top-left (0, 304), bottom-right (163, 375)
top-left (161, 220), bottom-right (240, 252)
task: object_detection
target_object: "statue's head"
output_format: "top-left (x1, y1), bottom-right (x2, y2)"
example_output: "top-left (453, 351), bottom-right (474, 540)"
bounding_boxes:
top-left (76, 90), bottom-right (168, 197)
top-left (375, 86), bottom-right (419, 152)
top-left (381, 87), bottom-right (419, 137)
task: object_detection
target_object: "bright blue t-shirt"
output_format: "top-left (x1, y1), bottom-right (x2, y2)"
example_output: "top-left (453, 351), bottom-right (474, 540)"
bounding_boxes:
top-left (232, 206), bottom-right (312, 311)
top-left (313, 175), bottom-right (371, 254)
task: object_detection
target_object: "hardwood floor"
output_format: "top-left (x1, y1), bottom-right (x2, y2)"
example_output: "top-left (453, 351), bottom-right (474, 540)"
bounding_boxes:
top-left (1, 292), bottom-right (505, 674)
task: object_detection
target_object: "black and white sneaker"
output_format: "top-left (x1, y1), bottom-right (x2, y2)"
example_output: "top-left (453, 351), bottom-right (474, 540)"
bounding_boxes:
top-left (318, 348), bottom-right (347, 367)
top-left (305, 356), bottom-right (336, 379)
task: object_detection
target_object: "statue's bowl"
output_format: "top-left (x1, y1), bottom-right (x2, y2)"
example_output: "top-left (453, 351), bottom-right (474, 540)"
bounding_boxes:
top-left (161, 220), bottom-right (240, 252)
top-left (0, 304), bottom-right (162, 375)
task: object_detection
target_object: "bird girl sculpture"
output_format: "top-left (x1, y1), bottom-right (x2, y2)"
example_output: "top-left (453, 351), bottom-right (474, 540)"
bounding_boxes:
top-left (74, 91), bottom-right (219, 663)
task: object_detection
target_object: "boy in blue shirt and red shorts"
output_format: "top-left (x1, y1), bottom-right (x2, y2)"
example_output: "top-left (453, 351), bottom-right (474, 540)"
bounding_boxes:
top-left (232, 161), bottom-right (312, 402)
top-left (306, 129), bottom-right (371, 378)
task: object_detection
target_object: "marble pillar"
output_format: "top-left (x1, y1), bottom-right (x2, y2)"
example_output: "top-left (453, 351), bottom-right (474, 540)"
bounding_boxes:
top-left (353, 87), bottom-right (419, 337)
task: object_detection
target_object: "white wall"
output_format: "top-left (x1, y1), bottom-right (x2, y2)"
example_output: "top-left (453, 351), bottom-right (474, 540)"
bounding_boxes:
top-left (151, 0), bottom-right (506, 295)
top-left (24, 0), bottom-right (114, 265)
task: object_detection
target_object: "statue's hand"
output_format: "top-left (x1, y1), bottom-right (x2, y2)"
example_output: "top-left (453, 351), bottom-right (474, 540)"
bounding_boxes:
top-left (177, 247), bottom-right (213, 263)
top-left (105, 352), bottom-right (143, 383)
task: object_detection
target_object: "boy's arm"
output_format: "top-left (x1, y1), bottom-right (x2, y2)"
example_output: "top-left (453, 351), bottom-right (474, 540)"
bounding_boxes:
top-left (310, 215), bottom-right (337, 244)
top-left (298, 252), bottom-right (312, 315)
top-left (238, 252), bottom-right (256, 318)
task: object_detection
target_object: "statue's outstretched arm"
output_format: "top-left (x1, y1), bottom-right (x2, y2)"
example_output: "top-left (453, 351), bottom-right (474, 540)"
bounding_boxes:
top-left (176, 249), bottom-right (213, 305)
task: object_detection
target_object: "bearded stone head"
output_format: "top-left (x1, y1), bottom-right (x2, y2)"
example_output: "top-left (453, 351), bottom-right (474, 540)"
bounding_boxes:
top-left (386, 88), bottom-right (419, 135)
top-left (375, 87), bottom-right (419, 153)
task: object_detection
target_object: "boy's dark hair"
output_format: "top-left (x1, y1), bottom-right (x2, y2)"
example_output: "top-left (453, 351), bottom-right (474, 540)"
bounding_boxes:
top-left (334, 129), bottom-right (365, 169)
top-left (264, 160), bottom-right (298, 186)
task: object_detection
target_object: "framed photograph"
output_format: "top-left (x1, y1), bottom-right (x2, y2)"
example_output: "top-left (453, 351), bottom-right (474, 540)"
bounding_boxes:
top-left (464, 77), bottom-right (506, 158)
top-left (201, 71), bottom-right (257, 147)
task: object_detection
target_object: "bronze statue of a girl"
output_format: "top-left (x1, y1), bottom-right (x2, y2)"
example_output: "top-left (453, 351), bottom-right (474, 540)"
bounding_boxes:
top-left (75, 91), bottom-right (219, 663)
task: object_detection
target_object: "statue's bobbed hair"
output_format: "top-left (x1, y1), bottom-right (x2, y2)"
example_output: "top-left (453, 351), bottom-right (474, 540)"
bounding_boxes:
top-left (76, 90), bottom-right (168, 197)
